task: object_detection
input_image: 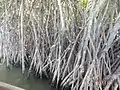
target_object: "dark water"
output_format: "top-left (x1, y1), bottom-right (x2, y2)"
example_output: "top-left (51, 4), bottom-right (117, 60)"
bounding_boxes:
top-left (0, 65), bottom-right (57, 90)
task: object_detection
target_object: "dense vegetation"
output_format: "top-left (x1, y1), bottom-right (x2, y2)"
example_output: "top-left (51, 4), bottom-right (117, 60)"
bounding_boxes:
top-left (0, 0), bottom-right (120, 90)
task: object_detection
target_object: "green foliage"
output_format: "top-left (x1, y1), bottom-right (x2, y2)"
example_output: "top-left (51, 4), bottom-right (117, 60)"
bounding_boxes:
top-left (79, 0), bottom-right (88, 10)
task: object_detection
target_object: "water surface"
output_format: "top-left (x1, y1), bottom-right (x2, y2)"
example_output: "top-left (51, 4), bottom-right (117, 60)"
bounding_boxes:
top-left (0, 65), bottom-right (56, 90)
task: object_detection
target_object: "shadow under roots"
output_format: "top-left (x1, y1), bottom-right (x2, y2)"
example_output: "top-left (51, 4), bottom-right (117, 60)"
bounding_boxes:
top-left (27, 64), bottom-right (71, 90)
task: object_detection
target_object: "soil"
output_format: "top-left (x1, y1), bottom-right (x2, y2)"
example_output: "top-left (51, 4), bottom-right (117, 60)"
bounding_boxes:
top-left (0, 86), bottom-right (12, 90)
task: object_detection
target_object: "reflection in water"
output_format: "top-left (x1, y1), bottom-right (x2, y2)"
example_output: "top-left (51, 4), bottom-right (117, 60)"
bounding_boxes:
top-left (0, 65), bottom-right (56, 90)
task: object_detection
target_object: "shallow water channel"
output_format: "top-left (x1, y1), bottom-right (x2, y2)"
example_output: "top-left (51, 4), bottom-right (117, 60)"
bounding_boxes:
top-left (0, 65), bottom-right (57, 90)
